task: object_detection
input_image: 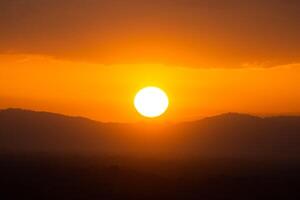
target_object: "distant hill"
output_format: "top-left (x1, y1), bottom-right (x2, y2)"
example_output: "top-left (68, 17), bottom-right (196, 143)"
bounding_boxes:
top-left (0, 108), bottom-right (132, 155)
top-left (0, 109), bottom-right (300, 160)
top-left (174, 113), bottom-right (300, 159)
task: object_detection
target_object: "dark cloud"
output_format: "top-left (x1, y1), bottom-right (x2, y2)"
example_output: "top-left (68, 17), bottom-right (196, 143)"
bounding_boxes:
top-left (0, 0), bottom-right (299, 67)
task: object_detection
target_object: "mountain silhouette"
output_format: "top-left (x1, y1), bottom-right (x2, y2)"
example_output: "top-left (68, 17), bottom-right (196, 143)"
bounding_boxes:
top-left (0, 108), bottom-right (299, 160)
top-left (1, 109), bottom-right (300, 199)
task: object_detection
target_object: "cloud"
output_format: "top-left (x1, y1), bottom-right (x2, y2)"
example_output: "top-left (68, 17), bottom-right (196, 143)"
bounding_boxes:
top-left (0, 0), bottom-right (299, 68)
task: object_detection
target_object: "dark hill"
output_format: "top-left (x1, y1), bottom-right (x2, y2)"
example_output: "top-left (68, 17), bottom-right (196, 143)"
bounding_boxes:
top-left (0, 108), bottom-right (300, 160)
top-left (1, 109), bottom-right (300, 199)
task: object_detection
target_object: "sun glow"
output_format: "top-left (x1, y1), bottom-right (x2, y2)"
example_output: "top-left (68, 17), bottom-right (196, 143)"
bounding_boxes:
top-left (134, 87), bottom-right (169, 118)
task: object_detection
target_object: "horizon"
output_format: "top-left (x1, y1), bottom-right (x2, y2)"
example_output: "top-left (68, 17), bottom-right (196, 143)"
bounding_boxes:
top-left (2, 107), bottom-right (300, 124)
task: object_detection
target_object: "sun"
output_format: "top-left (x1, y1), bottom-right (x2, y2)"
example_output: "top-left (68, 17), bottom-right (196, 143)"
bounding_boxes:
top-left (134, 86), bottom-right (169, 118)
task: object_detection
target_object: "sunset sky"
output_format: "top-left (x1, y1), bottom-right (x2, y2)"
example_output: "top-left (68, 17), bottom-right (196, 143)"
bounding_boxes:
top-left (0, 0), bottom-right (300, 122)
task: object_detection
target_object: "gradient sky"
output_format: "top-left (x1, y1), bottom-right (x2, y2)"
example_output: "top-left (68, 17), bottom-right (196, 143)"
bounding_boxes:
top-left (0, 0), bottom-right (300, 122)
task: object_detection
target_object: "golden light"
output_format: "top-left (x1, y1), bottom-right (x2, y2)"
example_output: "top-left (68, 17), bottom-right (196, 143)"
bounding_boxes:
top-left (134, 86), bottom-right (169, 118)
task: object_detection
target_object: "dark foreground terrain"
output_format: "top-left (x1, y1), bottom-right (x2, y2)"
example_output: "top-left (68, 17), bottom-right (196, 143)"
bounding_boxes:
top-left (0, 154), bottom-right (299, 200)
top-left (1, 109), bottom-right (300, 199)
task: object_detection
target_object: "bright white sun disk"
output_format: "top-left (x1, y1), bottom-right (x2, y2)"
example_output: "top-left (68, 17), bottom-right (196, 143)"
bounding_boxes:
top-left (134, 87), bottom-right (169, 118)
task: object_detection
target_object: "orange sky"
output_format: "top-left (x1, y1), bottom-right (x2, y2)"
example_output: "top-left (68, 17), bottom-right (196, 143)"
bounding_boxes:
top-left (1, 0), bottom-right (299, 67)
top-left (1, 54), bottom-right (299, 122)
top-left (0, 0), bottom-right (300, 122)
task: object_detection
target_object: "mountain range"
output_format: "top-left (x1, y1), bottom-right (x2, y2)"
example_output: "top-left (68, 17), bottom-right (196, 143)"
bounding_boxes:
top-left (0, 108), bottom-right (299, 161)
